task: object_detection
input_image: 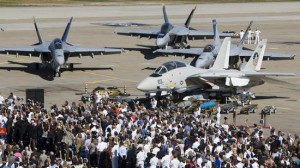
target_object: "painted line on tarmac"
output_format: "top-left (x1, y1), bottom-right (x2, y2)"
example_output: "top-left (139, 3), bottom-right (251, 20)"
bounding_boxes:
top-left (79, 71), bottom-right (139, 83)
top-left (86, 78), bottom-right (118, 84)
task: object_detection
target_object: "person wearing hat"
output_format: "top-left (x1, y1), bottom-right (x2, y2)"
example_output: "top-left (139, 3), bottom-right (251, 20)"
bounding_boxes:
top-left (240, 30), bottom-right (245, 41)
top-left (254, 28), bottom-right (261, 44)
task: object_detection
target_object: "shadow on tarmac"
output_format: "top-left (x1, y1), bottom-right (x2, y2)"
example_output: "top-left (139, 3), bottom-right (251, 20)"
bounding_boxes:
top-left (0, 61), bottom-right (113, 81)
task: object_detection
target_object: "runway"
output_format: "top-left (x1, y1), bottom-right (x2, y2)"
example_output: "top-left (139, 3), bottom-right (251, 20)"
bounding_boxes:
top-left (0, 2), bottom-right (299, 134)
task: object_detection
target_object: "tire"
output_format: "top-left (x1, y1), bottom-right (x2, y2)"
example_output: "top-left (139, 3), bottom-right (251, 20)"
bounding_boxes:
top-left (70, 63), bottom-right (74, 72)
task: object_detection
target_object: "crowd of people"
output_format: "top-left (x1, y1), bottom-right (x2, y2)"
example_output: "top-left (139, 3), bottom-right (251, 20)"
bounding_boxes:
top-left (0, 92), bottom-right (299, 168)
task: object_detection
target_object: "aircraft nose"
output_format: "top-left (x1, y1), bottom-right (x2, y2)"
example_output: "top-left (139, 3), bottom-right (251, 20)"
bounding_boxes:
top-left (156, 38), bottom-right (166, 48)
top-left (137, 77), bottom-right (155, 92)
top-left (55, 50), bottom-right (65, 65)
top-left (56, 56), bottom-right (64, 65)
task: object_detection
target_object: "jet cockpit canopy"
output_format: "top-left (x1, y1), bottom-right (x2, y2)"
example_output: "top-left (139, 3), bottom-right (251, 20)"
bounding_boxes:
top-left (203, 44), bottom-right (215, 52)
top-left (53, 38), bottom-right (62, 49)
top-left (151, 61), bottom-right (186, 77)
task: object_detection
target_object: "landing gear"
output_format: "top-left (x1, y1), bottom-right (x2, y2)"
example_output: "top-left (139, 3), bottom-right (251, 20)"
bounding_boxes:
top-left (35, 63), bottom-right (39, 70)
top-left (69, 63), bottom-right (74, 72)
top-left (53, 71), bottom-right (61, 77)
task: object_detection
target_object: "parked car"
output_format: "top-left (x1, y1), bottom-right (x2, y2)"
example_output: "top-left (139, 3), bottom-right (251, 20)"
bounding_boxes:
top-left (261, 105), bottom-right (276, 115)
top-left (221, 103), bottom-right (237, 114)
top-left (240, 104), bottom-right (258, 115)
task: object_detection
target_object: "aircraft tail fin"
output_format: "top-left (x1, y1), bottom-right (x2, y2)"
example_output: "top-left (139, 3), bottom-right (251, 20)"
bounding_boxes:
top-left (162, 4), bottom-right (169, 23)
top-left (212, 19), bottom-right (221, 46)
top-left (33, 17), bottom-right (43, 44)
top-left (237, 21), bottom-right (253, 48)
top-left (242, 39), bottom-right (267, 71)
top-left (184, 5), bottom-right (197, 28)
top-left (62, 17), bottom-right (73, 42)
top-left (210, 37), bottom-right (231, 70)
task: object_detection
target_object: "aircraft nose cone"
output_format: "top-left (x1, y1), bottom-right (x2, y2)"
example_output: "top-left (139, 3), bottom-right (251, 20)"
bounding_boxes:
top-left (137, 78), bottom-right (154, 92)
top-left (56, 56), bottom-right (64, 65)
top-left (156, 38), bottom-right (166, 48)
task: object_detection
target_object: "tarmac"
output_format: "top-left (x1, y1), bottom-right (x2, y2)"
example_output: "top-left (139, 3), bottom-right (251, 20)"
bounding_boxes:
top-left (0, 2), bottom-right (299, 134)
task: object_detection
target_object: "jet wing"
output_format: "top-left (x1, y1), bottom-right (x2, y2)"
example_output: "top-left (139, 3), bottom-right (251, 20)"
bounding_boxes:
top-left (66, 46), bottom-right (123, 57)
top-left (187, 30), bottom-right (235, 40)
top-left (114, 29), bottom-right (160, 39)
top-left (239, 50), bottom-right (295, 60)
top-left (154, 48), bottom-right (203, 57)
top-left (190, 71), bottom-right (295, 78)
top-left (0, 45), bottom-right (49, 57)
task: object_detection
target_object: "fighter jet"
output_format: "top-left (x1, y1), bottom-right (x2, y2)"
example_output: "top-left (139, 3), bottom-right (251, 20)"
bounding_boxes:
top-left (0, 17), bottom-right (123, 77)
top-left (155, 19), bottom-right (295, 68)
top-left (137, 37), bottom-right (295, 96)
top-left (114, 5), bottom-right (235, 49)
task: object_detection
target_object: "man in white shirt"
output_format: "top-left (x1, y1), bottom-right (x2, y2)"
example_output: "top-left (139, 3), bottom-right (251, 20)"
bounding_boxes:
top-left (194, 107), bottom-right (201, 117)
top-left (136, 147), bottom-right (145, 168)
top-left (170, 154), bottom-right (180, 168)
top-left (247, 29), bottom-right (252, 44)
top-left (239, 30), bottom-right (245, 40)
top-left (97, 140), bottom-right (108, 152)
top-left (251, 158), bottom-right (259, 168)
top-left (216, 104), bottom-right (221, 126)
top-left (254, 28), bottom-right (261, 44)
top-left (119, 143), bottom-right (127, 159)
top-left (150, 155), bottom-right (159, 168)
top-left (236, 157), bottom-right (244, 168)
top-left (0, 94), bottom-right (4, 105)
top-left (161, 154), bottom-right (171, 168)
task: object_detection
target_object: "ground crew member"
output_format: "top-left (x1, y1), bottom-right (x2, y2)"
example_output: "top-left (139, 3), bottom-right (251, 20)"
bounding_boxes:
top-left (247, 29), bottom-right (252, 44)
top-left (239, 30), bottom-right (245, 40)
top-left (254, 28), bottom-right (261, 44)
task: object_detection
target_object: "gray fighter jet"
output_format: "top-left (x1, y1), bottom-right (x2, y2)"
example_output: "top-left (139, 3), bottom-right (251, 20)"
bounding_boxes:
top-left (155, 20), bottom-right (295, 68)
top-left (0, 17), bottom-right (123, 77)
top-left (137, 38), bottom-right (295, 96)
top-left (114, 5), bottom-right (235, 49)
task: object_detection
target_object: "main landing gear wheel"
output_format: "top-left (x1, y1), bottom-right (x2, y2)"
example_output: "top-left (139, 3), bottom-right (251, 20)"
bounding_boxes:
top-left (53, 71), bottom-right (61, 77)
top-left (70, 63), bottom-right (74, 72)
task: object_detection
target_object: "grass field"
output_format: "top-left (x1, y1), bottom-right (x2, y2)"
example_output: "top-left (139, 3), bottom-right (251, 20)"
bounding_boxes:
top-left (0, 0), bottom-right (299, 7)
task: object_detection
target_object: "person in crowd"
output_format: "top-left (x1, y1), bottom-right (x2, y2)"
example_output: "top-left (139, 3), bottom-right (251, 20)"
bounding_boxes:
top-left (0, 92), bottom-right (297, 168)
